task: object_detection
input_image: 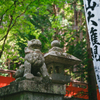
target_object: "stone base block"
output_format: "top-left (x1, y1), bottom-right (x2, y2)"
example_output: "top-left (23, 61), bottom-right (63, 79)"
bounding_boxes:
top-left (64, 97), bottom-right (88, 100)
top-left (0, 80), bottom-right (66, 100)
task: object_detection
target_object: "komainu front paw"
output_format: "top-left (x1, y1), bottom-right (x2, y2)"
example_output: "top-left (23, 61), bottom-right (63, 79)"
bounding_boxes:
top-left (42, 76), bottom-right (52, 84)
top-left (24, 73), bottom-right (34, 80)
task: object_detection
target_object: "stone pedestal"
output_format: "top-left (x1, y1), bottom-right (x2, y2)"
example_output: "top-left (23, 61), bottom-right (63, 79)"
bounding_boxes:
top-left (64, 97), bottom-right (88, 100)
top-left (0, 80), bottom-right (66, 100)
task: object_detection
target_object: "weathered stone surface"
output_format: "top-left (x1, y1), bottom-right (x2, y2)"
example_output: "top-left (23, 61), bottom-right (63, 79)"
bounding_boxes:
top-left (53, 95), bottom-right (63, 100)
top-left (64, 97), bottom-right (88, 100)
top-left (44, 40), bottom-right (81, 67)
top-left (50, 73), bottom-right (70, 84)
top-left (44, 40), bottom-right (81, 84)
top-left (0, 92), bottom-right (64, 100)
top-left (15, 39), bottom-right (50, 81)
top-left (44, 52), bottom-right (81, 67)
top-left (24, 39), bottom-right (50, 79)
top-left (0, 80), bottom-right (65, 100)
top-left (51, 40), bottom-right (60, 47)
top-left (15, 65), bottom-right (24, 78)
top-left (0, 80), bottom-right (65, 96)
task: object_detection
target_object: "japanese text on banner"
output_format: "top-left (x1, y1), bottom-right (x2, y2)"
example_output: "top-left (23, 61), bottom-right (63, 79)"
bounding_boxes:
top-left (83, 0), bottom-right (100, 92)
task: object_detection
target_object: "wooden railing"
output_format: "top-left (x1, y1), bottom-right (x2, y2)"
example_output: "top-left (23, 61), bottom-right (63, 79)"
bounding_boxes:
top-left (0, 69), bottom-right (15, 87)
top-left (65, 82), bottom-right (100, 100)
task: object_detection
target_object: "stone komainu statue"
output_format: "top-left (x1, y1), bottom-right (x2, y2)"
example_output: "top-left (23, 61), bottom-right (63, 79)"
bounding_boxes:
top-left (14, 65), bottom-right (24, 79)
top-left (15, 39), bottom-right (50, 80)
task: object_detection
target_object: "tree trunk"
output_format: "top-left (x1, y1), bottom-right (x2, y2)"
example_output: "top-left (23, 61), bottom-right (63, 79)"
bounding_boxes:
top-left (79, 11), bottom-right (83, 41)
top-left (86, 26), bottom-right (97, 100)
top-left (73, 2), bottom-right (78, 43)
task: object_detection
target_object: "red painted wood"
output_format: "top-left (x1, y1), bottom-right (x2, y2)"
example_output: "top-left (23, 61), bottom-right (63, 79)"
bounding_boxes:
top-left (65, 82), bottom-right (100, 100)
top-left (0, 76), bottom-right (15, 87)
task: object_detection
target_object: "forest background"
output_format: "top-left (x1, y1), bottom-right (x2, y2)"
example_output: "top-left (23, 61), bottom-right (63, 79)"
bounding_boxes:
top-left (0, 0), bottom-right (98, 100)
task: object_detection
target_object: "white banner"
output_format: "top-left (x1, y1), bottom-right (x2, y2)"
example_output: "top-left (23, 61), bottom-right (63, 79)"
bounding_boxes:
top-left (83, 0), bottom-right (100, 92)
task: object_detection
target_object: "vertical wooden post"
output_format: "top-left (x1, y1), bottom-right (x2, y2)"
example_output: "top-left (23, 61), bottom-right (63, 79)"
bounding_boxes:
top-left (86, 26), bottom-right (97, 100)
top-left (10, 72), bottom-right (13, 77)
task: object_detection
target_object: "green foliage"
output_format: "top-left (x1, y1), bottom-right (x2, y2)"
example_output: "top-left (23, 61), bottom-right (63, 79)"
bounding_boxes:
top-left (0, 0), bottom-right (67, 69)
top-left (0, 0), bottom-right (88, 83)
top-left (0, 1), bottom-right (98, 99)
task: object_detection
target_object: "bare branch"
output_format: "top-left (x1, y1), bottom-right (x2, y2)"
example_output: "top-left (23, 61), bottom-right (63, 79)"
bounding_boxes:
top-left (0, 16), bottom-right (3, 25)
top-left (0, 35), bottom-right (6, 41)
top-left (0, 1), bottom-right (32, 42)
top-left (0, 1), bottom-right (33, 58)
top-left (0, 15), bottom-right (13, 42)
top-left (0, 4), bottom-right (14, 19)
top-left (0, 15), bottom-right (13, 58)
top-left (10, 2), bottom-right (32, 30)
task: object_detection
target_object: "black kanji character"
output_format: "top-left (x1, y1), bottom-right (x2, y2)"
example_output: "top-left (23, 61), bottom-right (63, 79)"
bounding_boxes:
top-left (87, 11), bottom-right (94, 23)
top-left (85, 0), bottom-right (96, 11)
top-left (94, 66), bottom-right (97, 72)
top-left (90, 27), bottom-right (100, 45)
top-left (97, 74), bottom-right (100, 82)
top-left (91, 48), bottom-right (94, 59)
top-left (94, 45), bottom-right (98, 54)
top-left (94, 45), bottom-right (98, 58)
top-left (97, 74), bottom-right (100, 79)
top-left (96, 55), bottom-right (100, 61)
top-left (91, 20), bottom-right (98, 26)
